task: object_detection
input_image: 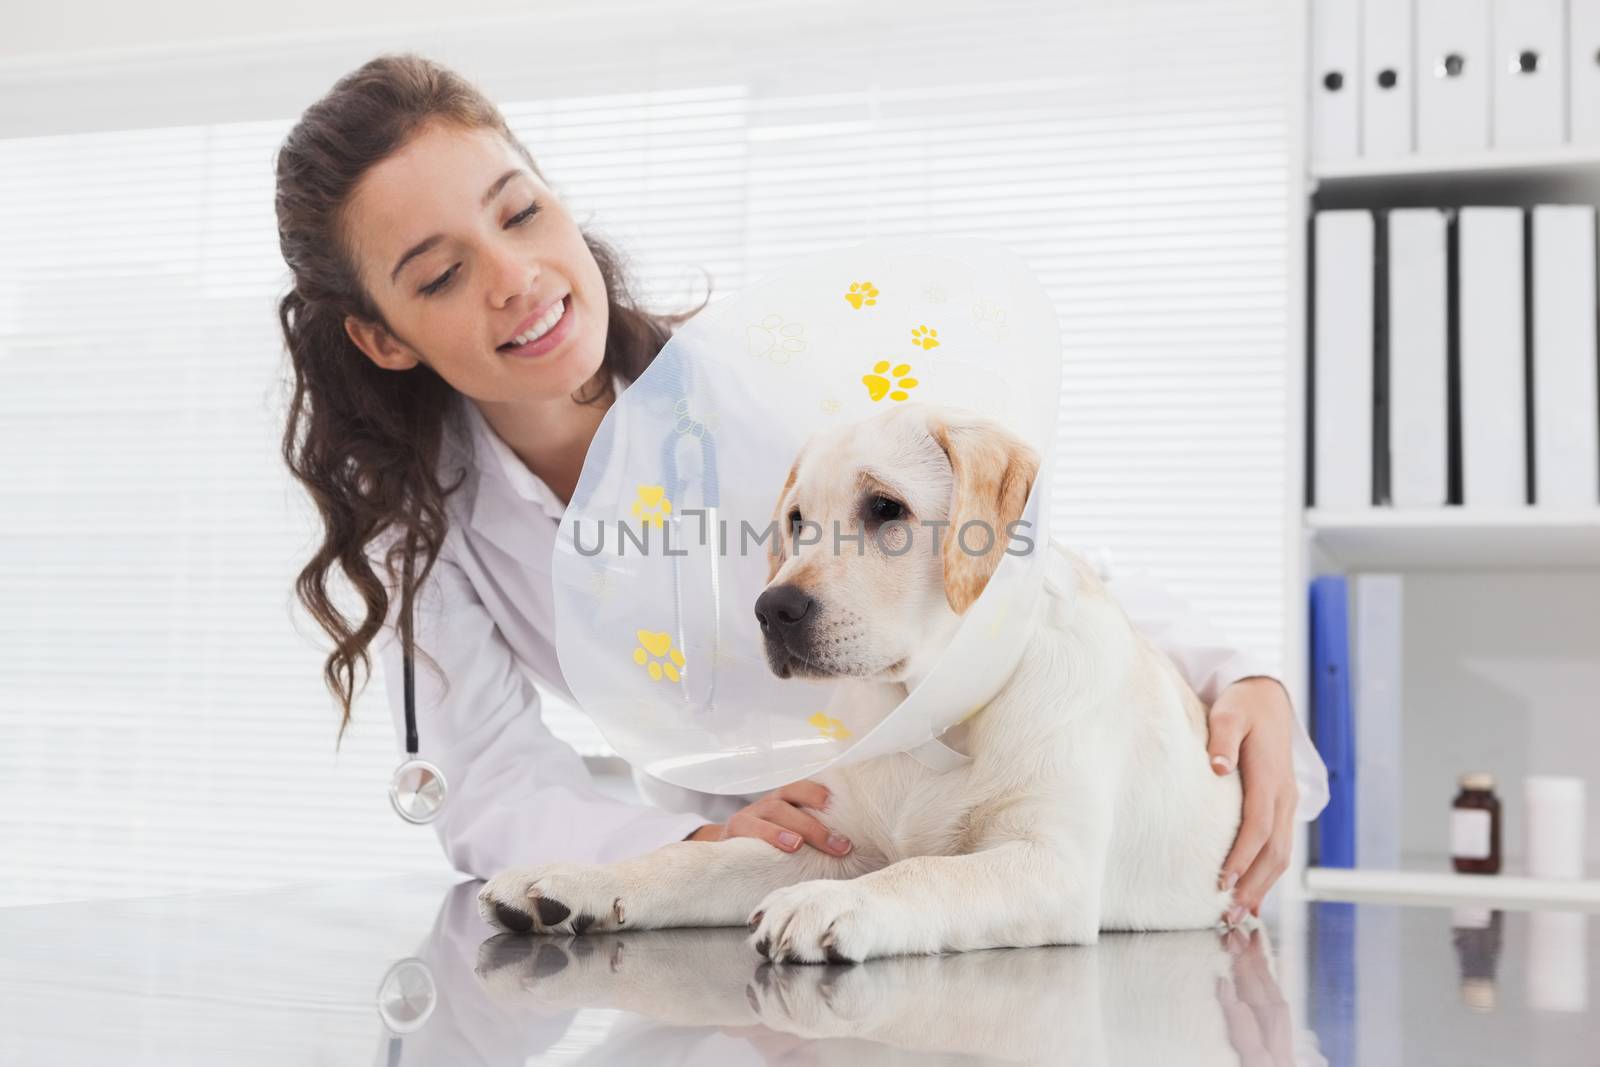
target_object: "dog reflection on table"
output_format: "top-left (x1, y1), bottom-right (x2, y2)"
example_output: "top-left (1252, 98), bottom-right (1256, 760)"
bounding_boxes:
top-left (473, 925), bottom-right (1298, 1065)
top-left (480, 402), bottom-right (1250, 962)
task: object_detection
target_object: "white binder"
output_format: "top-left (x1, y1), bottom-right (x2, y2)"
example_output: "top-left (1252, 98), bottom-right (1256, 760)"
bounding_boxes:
top-left (1362, 0), bottom-right (1413, 157)
top-left (1352, 573), bottom-right (1403, 871)
top-left (1314, 211), bottom-right (1375, 510)
top-left (1491, 0), bottom-right (1566, 148)
top-left (1572, 0), bottom-right (1600, 145)
top-left (1388, 209), bottom-right (1450, 508)
top-left (1416, 0), bottom-right (1492, 153)
top-left (1458, 207), bottom-right (1527, 508)
top-left (1313, 0), bottom-right (1361, 164)
top-left (1531, 206), bottom-right (1600, 507)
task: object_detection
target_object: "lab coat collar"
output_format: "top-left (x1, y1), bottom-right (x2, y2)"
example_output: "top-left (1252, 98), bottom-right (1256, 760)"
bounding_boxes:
top-left (462, 395), bottom-right (568, 522)
top-left (458, 375), bottom-right (627, 555)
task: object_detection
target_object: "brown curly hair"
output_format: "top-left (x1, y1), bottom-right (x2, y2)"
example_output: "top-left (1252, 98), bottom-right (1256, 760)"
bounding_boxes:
top-left (274, 53), bottom-right (705, 740)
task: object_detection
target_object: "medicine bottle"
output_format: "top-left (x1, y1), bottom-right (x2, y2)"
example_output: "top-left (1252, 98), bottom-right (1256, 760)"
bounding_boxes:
top-left (1452, 773), bottom-right (1502, 875)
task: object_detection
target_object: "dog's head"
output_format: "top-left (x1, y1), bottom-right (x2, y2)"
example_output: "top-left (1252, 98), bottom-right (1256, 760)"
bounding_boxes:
top-left (753, 402), bottom-right (1039, 683)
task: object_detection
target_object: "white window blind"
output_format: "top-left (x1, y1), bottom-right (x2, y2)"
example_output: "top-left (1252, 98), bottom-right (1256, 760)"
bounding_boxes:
top-left (0, 0), bottom-right (1292, 906)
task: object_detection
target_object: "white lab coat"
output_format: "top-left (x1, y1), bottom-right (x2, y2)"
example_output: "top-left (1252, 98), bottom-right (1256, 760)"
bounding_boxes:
top-left (372, 384), bottom-right (1329, 880)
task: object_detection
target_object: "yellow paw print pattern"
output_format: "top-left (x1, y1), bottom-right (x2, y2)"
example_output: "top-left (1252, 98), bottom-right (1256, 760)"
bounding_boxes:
top-left (808, 712), bottom-right (852, 741)
top-left (911, 324), bottom-right (940, 350)
top-left (633, 629), bottom-right (686, 682)
top-left (631, 485), bottom-right (672, 529)
top-left (862, 360), bottom-right (918, 402)
top-left (844, 281), bottom-right (879, 309)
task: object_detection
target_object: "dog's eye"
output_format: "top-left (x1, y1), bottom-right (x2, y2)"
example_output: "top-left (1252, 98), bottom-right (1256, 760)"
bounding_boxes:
top-left (787, 508), bottom-right (803, 538)
top-left (868, 495), bottom-right (905, 522)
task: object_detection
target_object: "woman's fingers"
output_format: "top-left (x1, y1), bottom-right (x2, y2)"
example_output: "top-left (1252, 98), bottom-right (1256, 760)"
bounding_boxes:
top-left (1212, 682), bottom-right (1299, 919)
top-left (1206, 702), bottom-right (1249, 776)
top-left (753, 796), bottom-right (853, 855)
top-left (1230, 793), bottom-right (1295, 916)
top-left (725, 796), bottom-right (852, 855)
top-left (1220, 781), bottom-right (1276, 909)
top-left (772, 778), bottom-right (831, 811)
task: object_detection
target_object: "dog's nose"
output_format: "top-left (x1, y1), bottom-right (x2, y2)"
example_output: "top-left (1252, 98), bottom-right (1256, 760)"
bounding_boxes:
top-left (754, 584), bottom-right (815, 636)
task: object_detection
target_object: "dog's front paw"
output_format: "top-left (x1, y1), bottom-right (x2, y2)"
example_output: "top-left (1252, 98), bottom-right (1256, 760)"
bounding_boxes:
top-left (748, 880), bottom-right (921, 964)
top-left (478, 864), bottom-right (627, 936)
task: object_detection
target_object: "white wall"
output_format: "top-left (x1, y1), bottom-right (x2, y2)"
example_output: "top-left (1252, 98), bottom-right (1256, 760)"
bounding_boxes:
top-left (1, 0), bottom-right (647, 62)
top-left (1398, 571), bottom-right (1600, 865)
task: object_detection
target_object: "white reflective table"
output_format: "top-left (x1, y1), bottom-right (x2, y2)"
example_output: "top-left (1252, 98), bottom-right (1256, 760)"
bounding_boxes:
top-left (0, 873), bottom-right (1594, 1065)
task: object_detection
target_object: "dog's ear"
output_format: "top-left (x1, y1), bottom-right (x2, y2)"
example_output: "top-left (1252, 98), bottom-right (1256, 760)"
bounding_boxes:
top-left (766, 452), bottom-right (802, 583)
top-left (928, 414), bottom-right (1040, 615)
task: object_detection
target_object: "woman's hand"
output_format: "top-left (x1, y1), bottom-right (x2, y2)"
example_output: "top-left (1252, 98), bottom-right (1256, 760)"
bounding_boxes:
top-left (1207, 676), bottom-right (1299, 922)
top-left (685, 779), bottom-right (854, 856)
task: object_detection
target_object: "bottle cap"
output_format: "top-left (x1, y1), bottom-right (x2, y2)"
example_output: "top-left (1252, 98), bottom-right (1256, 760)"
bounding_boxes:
top-left (1461, 978), bottom-right (1497, 1012)
top-left (1460, 772), bottom-right (1496, 791)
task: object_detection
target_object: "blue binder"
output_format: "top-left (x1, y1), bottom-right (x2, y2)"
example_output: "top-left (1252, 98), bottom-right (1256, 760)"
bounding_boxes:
top-left (1310, 575), bottom-right (1355, 868)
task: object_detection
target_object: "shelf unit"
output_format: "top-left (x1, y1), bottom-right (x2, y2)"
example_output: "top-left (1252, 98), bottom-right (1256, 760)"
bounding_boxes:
top-left (1312, 145), bottom-right (1600, 185)
top-left (1305, 860), bottom-right (1600, 911)
top-left (1305, 508), bottom-right (1600, 571)
top-left (1285, 3), bottom-right (1600, 914)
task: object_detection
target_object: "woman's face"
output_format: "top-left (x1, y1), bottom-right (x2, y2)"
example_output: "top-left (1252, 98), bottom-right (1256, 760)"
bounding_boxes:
top-left (340, 120), bottom-right (607, 403)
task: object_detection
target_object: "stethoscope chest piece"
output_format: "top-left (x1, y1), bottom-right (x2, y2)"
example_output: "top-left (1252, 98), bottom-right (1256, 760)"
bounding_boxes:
top-left (375, 956), bottom-right (438, 1033)
top-left (391, 551), bottom-right (448, 826)
top-left (389, 757), bottom-right (447, 824)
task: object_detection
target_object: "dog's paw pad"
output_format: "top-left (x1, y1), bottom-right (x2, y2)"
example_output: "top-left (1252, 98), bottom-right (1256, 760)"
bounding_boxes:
top-left (491, 902), bottom-right (535, 934)
top-left (534, 896), bottom-right (571, 926)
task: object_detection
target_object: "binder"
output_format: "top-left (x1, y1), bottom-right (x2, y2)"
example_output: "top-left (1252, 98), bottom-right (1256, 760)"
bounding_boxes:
top-left (1572, 0), bottom-right (1600, 145)
top-left (1531, 206), bottom-right (1600, 506)
top-left (1314, 211), bottom-right (1375, 510)
top-left (1311, 575), bottom-right (1355, 869)
top-left (1416, 0), bottom-right (1492, 153)
top-left (1361, 0), bottom-right (1413, 157)
top-left (1312, 0), bottom-right (1361, 164)
top-left (1388, 209), bottom-right (1450, 508)
top-left (1457, 207), bottom-right (1528, 507)
top-left (1491, 0), bottom-right (1566, 148)
top-left (1352, 573), bottom-right (1402, 871)
top-left (1311, 904), bottom-right (1358, 1067)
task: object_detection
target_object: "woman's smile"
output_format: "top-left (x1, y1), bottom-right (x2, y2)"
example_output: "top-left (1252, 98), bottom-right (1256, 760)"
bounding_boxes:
top-left (497, 293), bottom-right (575, 359)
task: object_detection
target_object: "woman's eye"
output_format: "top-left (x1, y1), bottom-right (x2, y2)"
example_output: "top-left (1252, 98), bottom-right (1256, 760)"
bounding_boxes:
top-left (417, 201), bottom-right (538, 298)
top-left (868, 495), bottom-right (905, 522)
top-left (420, 264), bottom-right (458, 296)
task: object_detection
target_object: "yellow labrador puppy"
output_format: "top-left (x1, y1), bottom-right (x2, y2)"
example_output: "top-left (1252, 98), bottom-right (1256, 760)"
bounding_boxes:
top-left (480, 403), bottom-right (1245, 963)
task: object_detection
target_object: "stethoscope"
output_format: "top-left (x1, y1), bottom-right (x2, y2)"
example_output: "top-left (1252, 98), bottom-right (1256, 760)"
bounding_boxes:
top-left (389, 546), bottom-right (449, 825)
top-left (660, 405), bottom-right (722, 711)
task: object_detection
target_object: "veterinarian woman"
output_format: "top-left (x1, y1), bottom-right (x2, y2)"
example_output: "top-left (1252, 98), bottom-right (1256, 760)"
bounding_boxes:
top-left (274, 54), bottom-right (1327, 922)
